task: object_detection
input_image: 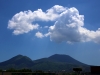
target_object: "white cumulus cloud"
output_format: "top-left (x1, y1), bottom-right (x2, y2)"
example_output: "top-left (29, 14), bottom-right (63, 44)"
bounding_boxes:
top-left (35, 32), bottom-right (50, 38)
top-left (35, 32), bottom-right (44, 38)
top-left (48, 7), bottom-right (100, 43)
top-left (8, 5), bottom-right (66, 35)
top-left (8, 5), bottom-right (100, 43)
top-left (7, 10), bottom-right (39, 35)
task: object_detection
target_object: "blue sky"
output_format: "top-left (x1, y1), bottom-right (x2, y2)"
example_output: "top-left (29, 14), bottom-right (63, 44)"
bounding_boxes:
top-left (0, 0), bottom-right (100, 66)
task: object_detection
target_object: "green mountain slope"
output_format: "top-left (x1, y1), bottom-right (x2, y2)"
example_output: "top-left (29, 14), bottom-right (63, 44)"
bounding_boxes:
top-left (0, 54), bottom-right (90, 72)
top-left (0, 55), bottom-right (34, 69)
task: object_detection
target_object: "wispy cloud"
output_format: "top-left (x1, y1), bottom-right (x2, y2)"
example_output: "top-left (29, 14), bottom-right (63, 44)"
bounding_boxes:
top-left (44, 26), bottom-right (49, 28)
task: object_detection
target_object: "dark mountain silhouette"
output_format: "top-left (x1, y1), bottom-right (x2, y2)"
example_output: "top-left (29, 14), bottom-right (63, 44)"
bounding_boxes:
top-left (33, 54), bottom-right (87, 65)
top-left (48, 54), bottom-right (86, 65)
top-left (0, 55), bottom-right (34, 69)
top-left (0, 54), bottom-right (90, 72)
top-left (33, 54), bottom-right (90, 72)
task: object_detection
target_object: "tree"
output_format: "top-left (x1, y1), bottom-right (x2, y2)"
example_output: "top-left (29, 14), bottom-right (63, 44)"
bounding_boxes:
top-left (0, 69), bottom-right (2, 72)
top-left (6, 68), bottom-right (17, 72)
top-left (73, 67), bottom-right (82, 75)
top-left (18, 68), bottom-right (32, 72)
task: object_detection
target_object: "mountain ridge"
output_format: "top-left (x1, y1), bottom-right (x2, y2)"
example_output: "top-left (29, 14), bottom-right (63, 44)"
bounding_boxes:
top-left (0, 54), bottom-right (90, 72)
top-left (33, 54), bottom-right (88, 65)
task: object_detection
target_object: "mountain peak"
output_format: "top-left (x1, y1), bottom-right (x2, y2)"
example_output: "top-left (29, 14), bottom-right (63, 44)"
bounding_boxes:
top-left (49, 54), bottom-right (72, 60)
top-left (49, 54), bottom-right (70, 57)
top-left (0, 54), bottom-right (33, 69)
top-left (11, 54), bottom-right (32, 62)
top-left (12, 54), bottom-right (23, 59)
top-left (48, 54), bottom-right (85, 65)
top-left (16, 54), bottom-right (23, 57)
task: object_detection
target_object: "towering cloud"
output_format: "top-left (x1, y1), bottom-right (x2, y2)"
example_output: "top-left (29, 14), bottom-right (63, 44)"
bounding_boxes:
top-left (8, 5), bottom-right (100, 43)
top-left (48, 7), bottom-right (100, 43)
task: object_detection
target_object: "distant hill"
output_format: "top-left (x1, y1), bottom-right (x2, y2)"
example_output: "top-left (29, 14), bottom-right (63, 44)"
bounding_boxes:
top-left (0, 54), bottom-right (90, 72)
top-left (0, 55), bottom-right (34, 69)
top-left (35, 54), bottom-right (86, 65)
